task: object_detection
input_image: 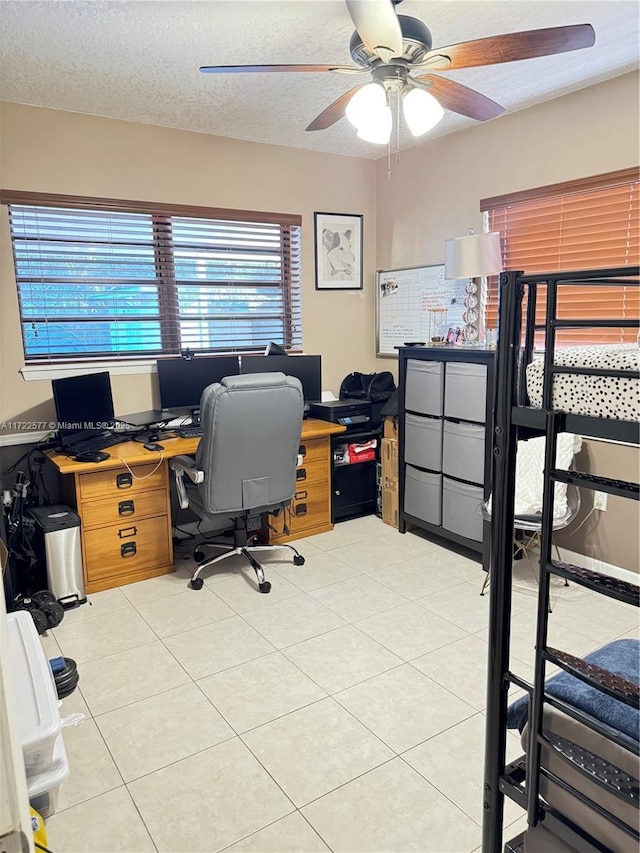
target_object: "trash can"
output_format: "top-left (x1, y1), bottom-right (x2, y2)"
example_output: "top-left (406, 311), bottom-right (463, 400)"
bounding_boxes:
top-left (29, 505), bottom-right (85, 609)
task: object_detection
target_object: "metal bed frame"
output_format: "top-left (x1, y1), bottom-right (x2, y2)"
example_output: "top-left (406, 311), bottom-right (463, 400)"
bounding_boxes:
top-left (481, 266), bottom-right (640, 853)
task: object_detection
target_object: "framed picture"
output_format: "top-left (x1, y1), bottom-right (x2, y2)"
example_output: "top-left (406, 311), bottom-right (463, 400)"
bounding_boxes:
top-left (314, 212), bottom-right (363, 290)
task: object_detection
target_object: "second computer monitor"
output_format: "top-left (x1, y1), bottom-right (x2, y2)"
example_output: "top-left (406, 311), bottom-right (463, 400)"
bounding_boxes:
top-left (241, 355), bottom-right (321, 403)
top-left (157, 356), bottom-right (240, 411)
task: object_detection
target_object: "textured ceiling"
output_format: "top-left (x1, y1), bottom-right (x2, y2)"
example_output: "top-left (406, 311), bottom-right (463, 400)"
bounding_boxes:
top-left (0, 1), bottom-right (638, 160)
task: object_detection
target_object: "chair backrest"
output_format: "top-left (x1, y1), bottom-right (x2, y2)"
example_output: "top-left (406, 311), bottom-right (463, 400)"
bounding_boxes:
top-left (195, 372), bottom-right (304, 516)
top-left (513, 433), bottom-right (582, 520)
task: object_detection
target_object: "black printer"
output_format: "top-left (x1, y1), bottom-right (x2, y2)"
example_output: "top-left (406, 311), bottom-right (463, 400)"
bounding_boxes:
top-left (308, 399), bottom-right (371, 430)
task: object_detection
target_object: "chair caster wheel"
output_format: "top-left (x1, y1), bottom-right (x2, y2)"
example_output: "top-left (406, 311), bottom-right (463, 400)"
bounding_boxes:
top-left (293, 555), bottom-right (305, 566)
top-left (193, 550), bottom-right (205, 562)
top-left (259, 581), bottom-right (271, 594)
top-left (190, 577), bottom-right (204, 590)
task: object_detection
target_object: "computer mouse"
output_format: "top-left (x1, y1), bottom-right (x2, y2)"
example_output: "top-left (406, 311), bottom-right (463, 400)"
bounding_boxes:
top-left (74, 451), bottom-right (110, 463)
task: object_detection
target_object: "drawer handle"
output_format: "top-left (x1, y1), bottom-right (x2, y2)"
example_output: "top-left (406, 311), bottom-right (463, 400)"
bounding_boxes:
top-left (117, 526), bottom-right (138, 539)
top-left (298, 445), bottom-right (307, 456)
top-left (116, 472), bottom-right (133, 489)
top-left (295, 503), bottom-right (307, 516)
top-left (118, 500), bottom-right (135, 516)
top-left (121, 542), bottom-right (137, 558)
top-left (294, 490), bottom-right (308, 501)
top-left (296, 468), bottom-right (307, 481)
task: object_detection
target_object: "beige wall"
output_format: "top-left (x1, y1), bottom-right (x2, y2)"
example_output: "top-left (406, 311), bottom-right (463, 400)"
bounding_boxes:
top-left (373, 71), bottom-right (639, 572)
top-left (0, 102), bottom-right (378, 424)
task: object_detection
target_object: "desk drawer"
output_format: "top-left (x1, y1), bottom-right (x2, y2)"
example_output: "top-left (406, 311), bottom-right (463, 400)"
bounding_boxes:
top-left (295, 456), bottom-right (328, 486)
top-left (81, 488), bottom-right (169, 530)
top-left (268, 480), bottom-right (330, 539)
top-left (84, 516), bottom-right (171, 584)
top-left (298, 438), bottom-right (327, 467)
top-left (79, 463), bottom-right (167, 501)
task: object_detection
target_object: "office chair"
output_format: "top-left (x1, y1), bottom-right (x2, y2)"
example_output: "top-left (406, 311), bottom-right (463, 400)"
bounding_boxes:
top-left (170, 372), bottom-right (306, 594)
top-left (480, 434), bottom-right (582, 596)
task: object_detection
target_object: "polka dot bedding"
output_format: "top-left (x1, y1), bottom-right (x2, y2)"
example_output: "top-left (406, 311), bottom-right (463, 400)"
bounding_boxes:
top-left (526, 344), bottom-right (640, 421)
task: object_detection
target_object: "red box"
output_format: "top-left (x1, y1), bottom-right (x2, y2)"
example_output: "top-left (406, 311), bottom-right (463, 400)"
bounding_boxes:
top-left (347, 439), bottom-right (377, 464)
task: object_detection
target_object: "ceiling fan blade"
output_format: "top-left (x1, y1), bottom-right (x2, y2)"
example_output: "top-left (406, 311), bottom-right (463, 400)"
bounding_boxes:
top-left (345, 0), bottom-right (403, 62)
top-left (305, 84), bottom-right (366, 132)
top-left (413, 75), bottom-right (504, 121)
top-left (200, 64), bottom-right (358, 74)
top-left (418, 24), bottom-right (595, 70)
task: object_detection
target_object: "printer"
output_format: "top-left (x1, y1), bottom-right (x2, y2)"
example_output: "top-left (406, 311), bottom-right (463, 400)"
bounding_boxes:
top-left (308, 399), bottom-right (372, 430)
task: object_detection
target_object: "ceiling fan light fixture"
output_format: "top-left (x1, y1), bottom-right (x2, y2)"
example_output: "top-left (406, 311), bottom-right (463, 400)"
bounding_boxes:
top-left (345, 82), bottom-right (387, 129)
top-left (402, 87), bottom-right (444, 137)
top-left (356, 105), bottom-right (392, 144)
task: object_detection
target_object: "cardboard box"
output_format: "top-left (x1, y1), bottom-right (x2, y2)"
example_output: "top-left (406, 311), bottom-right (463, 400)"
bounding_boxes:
top-left (382, 482), bottom-right (399, 528)
top-left (381, 438), bottom-right (398, 482)
top-left (383, 416), bottom-right (398, 440)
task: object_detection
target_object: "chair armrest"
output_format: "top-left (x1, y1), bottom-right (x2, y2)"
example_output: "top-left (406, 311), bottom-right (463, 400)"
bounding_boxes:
top-left (170, 456), bottom-right (205, 509)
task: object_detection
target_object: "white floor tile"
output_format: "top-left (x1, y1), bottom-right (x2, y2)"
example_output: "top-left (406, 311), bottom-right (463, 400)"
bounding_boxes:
top-left (241, 594), bottom-right (346, 649)
top-left (366, 558), bottom-right (468, 600)
top-left (302, 757), bottom-right (480, 852)
top-left (241, 697), bottom-right (394, 807)
top-left (135, 586), bottom-right (234, 636)
top-left (335, 664), bottom-right (476, 752)
top-left (197, 652), bottom-right (326, 733)
top-left (223, 812), bottom-right (330, 852)
top-left (129, 738), bottom-right (294, 852)
top-left (120, 564), bottom-right (192, 605)
top-left (54, 607), bottom-right (156, 664)
top-left (57, 717), bottom-right (122, 810)
top-left (327, 538), bottom-right (412, 572)
top-left (356, 601), bottom-right (467, 660)
top-left (60, 587), bottom-right (133, 622)
top-left (309, 575), bottom-right (409, 622)
top-left (283, 625), bottom-right (403, 694)
top-left (95, 682), bottom-right (234, 781)
top-left (271, 547), bottom-right (364, 592)
top-left (203, 568), bottom-right (301, 613)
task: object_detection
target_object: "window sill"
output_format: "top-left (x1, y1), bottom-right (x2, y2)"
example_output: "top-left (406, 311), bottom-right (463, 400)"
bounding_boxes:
top-left (20, 360), bottom-right (158, 382)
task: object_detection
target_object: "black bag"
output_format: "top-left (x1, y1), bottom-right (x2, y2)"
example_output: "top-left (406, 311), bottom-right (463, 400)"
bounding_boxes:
top-left (339, 371), bottom-right (396, 404)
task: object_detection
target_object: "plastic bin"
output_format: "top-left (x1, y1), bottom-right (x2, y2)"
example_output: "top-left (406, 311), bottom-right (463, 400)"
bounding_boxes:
top-left (442, 476), bottom-right (484, 542)
top-left (405, 360), bottom-right (443, 416)
top-left (404, 465), bottom-right (441, 525)
top-left (404, 414), bottom-right (442, 472)
top-left (7, 611), bottom-right (62, 777)
top-left (443, 420), bottom-right (486, 485)
top-left (444, 362), bottom-right (487, 423)
top-left (27, 733), bottom-right (70, 819)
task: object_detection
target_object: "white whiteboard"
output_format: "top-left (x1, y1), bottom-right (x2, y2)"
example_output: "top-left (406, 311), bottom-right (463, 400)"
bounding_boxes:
top-left (376, 263), bottom-right (469, 357)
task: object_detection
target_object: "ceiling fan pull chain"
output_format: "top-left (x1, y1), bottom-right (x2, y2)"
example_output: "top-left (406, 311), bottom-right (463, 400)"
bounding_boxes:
top-left (395, 90), bottom-right (401, 164)
top-left (387, 136), bottom-right (391, 183)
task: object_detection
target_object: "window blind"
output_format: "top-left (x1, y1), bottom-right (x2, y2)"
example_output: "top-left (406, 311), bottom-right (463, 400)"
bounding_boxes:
top-left (5, 195), bottom-right (302, 362)
top-left (482, 169), bottom-right (639, 344)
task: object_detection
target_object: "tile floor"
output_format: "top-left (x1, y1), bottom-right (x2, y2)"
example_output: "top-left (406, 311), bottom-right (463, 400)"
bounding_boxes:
top-left (39, 515), bottom-right (638, 852)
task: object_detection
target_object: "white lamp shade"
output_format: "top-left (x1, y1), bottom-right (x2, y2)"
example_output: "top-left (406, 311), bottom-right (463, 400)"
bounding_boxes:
top-left (346, 83), bottom-right (387, 130)
top-left (445, 231), bottom-right (502, 279)
top-left (402, 88), bottom-right (444, 137)
top-left (356, 106), bottom-right (392, 144)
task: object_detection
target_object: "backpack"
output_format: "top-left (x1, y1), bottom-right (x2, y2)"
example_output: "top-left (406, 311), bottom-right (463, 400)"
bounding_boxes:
top-left (339, 371), bottom-right (396, 404)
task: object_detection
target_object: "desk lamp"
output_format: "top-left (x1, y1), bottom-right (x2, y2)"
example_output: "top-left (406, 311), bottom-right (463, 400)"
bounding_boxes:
top-left (444, 230), bottom-right (502, 345)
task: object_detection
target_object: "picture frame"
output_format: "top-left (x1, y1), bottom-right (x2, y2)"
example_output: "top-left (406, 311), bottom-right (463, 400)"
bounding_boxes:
top-left (314, 212), bottom-right (363, 290)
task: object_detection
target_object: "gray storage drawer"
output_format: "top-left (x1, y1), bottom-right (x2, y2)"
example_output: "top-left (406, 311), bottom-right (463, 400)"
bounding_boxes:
top-left (443, 420), bottom-right (486, 485)
top-left (404, 414), bottom-right (442, 472)
top-left (405, 360), bottom-right (443, 416)
top-left (404, 466), bottom-right (441, 525)
top-left (442, 477), bottom-right (484, 542)
top-left (444, 362), bottom-right (487, 423)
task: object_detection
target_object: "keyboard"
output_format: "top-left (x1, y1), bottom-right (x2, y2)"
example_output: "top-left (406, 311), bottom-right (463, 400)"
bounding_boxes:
top-left (175, 425), bottom-right (204, 438)
top-left (68, 433), bottom-right (123, 455)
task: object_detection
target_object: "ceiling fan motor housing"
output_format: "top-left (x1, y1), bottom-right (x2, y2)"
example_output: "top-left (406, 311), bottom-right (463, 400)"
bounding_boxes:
top-left (349, 15), bottom-right (433, 67)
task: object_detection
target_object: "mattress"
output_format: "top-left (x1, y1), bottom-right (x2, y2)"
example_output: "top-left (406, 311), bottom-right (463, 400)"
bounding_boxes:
top-left (526, 344), bottom-right (640, 421)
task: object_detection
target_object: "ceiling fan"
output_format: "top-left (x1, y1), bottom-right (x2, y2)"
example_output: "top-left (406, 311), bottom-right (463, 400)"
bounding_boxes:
top-left (200, 0), bottom-right (595, 143)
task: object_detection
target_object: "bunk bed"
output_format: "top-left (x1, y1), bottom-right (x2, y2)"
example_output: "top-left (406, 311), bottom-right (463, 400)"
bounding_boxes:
top-left (482, 266), bottom-right (640, 853)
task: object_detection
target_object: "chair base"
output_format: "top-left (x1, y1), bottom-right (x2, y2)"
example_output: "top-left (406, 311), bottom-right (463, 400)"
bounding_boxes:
top-left (189, 538), bottom-right (305, 594)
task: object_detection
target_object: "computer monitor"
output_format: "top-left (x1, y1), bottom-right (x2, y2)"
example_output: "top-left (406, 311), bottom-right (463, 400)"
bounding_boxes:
top-left (157, 356), bottom-right (241, 412)
top-left (241, 354), bottom-right (322, 403)
top-left (52, 371), bottom-right (115, 448)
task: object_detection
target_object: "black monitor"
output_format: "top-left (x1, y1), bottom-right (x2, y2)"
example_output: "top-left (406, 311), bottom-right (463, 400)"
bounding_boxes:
top-left (52, 371), bottom-right (115, 448)
top-left (157, 356), bottom-right (241, 411)
top-left (241, 354), bottom-right (322, 403)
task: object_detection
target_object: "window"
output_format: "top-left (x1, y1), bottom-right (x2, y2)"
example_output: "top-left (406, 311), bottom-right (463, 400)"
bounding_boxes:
top-left (2, 192), bottom-right (302, 362)
top-left (481, 168), bottom-right (639, 344)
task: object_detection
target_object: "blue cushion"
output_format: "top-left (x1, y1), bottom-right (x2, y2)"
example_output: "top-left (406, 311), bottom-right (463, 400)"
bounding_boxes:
top-left (507, 638), bottom-right (640, 743)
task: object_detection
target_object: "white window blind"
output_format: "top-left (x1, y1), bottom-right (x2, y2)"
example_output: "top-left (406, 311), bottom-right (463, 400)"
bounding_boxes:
top-left (6, 197), bottom-right (302, 362)
top-left (482, 169), bottom-right (639, 344)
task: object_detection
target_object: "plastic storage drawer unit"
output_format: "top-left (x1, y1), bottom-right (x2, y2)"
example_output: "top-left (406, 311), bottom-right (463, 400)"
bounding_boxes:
top-left (443, 420), bottom-right (486, 485)
top-left (405, 360), bottom-right (444, 416)
top-left (27, 733), bottom-right (70, 819)
top-left (404, 465), bottom-right (441, 525)
top-left (442, 477), bottom-right (484, 542)
top-left (404, 414), bottom-right (443, 472)
top-left (7, 611), bottom-right (62, 777)
top-left (444, 362), bottom-right (488, 423)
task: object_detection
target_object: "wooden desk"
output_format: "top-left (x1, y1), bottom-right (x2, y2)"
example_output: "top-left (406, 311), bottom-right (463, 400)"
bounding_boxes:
top-left (48, 418), bottom-right (345, 594)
